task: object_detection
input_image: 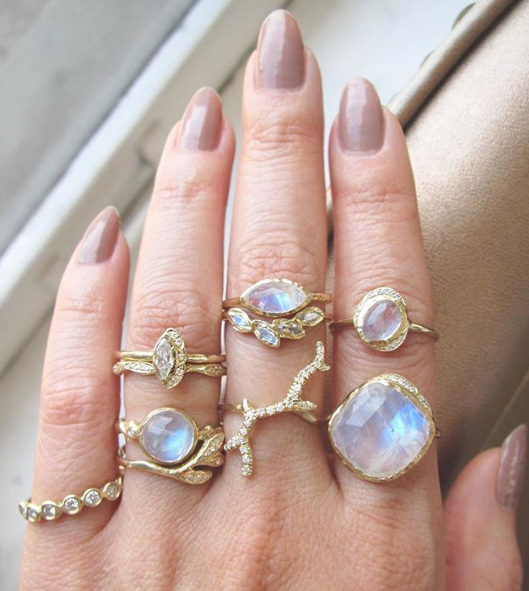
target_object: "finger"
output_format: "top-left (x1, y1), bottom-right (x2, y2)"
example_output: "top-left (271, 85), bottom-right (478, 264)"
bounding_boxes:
top-left (123, 89), bottom-right (234, 483)
top-left (445, 425), bottom-right (526, 591)
top-left (29, 207), bottom-right (129, 529)
top-left (329, 79), bottom-right (439, 493)
top-left (224, 11), bottom-right (329, 482)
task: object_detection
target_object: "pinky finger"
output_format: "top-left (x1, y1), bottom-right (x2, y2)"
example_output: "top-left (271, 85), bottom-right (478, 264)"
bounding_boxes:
top-left (444, 425), bottom-right (527, 591)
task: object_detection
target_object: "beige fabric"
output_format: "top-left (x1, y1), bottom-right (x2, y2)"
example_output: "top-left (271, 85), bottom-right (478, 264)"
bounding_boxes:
top-left (327, 0), bottom-right (529, 574)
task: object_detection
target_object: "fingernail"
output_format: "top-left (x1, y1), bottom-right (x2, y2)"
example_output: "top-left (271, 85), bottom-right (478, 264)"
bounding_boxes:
top-left (338, 78), bottom-right (384, 154)
top-left (179, 87), bottom-right (223, 151)
top-left (497, 424), bottom-right (527, 513)
top-left (79, 207), bottom-right (120, 265)
top-left (257, 10), bottom-right (305, 89)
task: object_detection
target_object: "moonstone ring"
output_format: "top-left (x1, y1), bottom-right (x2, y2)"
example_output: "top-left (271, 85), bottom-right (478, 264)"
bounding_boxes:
top-left (328, 374), bottom-right (438, 482)
top-left (329, 287), bottom-right (438, 352)
top-left (223, 278), bottom-right (332, 348)
top-left (113, 328), bottom-right (226, 388)
top-left (117, 408), bottom-right (225, 485)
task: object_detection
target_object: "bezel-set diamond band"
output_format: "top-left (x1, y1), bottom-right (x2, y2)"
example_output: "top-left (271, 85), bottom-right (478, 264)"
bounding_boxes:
top-left (20, 281), bottom-right (440, 522)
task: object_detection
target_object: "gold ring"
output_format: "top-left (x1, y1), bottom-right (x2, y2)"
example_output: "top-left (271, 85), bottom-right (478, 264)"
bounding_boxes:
top-left (116, 407), bottom-right (224, 484)
top-left (223, 278), bottom-right (332, 348)
top-left (328, 374), bottom-right (439, 482)
top-left (221, 342), bottom-right (329, 476)
top-left (19, 477), bottom-right (122, 522)
top-left (113, 328), bottom-right (226, 388)
top-left (329, 287), bottom-right (438, 352)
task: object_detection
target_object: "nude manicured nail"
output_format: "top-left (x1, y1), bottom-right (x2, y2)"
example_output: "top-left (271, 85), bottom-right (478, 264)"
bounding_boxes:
top-left (79, 207), bottom-right (120, 265)
top-left (338, 78), bottom-right (384, 153)
top-left (180, 88), bottom-right (223, 151)
top-left (257, 10), bottom-right (305, 89)
top-left (497, 424), bottom-right (527, 513)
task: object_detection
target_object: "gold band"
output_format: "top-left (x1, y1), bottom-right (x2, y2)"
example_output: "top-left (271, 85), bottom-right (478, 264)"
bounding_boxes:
top-left (113, 328), bottom-right (226, 388)
top-left (329, 317), bottom-right (438, 338)
top-left (223, 292), bottom-right (331, 309)
top-left (19, 477), bottom-right (122, 522)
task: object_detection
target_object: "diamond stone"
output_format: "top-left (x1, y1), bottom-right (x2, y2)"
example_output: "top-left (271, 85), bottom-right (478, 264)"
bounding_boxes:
top-left (27, 507), bottom-right (39, 522)
top-left (104, 483), bottom-right (120, 499)
top-left (84, 490), bottom-right (102, 507)
top-left (140, 409), bottom-right (196, 464)
top-left (41, 503), bottom-right (59, 520)
top-left (329, 380), bottom-right (432, 480)
top-left (63, 496), bottom-right (81, 514)
top-left (153, 337), bottom-right (175, 380)
top-left (298, 307), bottom-right (324, 326)
top-left (253, 322), bottom-right (280, 347)
top-left (360, 299), bottom-right (403, 341)
top-left (243, 279), bottom-right (309, 316)
top-left (277, 320), bottom-right (304, 338)
top-left (227, 309), bottom-right (252, 332)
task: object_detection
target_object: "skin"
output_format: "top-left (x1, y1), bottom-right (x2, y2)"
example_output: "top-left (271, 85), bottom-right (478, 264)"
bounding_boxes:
top-left (20, 11), bottom-right (523, 591)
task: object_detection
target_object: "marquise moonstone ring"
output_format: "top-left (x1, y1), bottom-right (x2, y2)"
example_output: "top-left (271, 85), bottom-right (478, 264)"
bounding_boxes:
top-left (223, 278), bottom-right (332, 348)
top-left (329, 287), bottom-right (438, 352)
top-left (113, 328), bottom-right (226, 389)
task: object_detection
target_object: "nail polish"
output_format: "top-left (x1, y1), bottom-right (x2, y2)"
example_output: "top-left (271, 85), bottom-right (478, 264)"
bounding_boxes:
top-left (257, 10), bottom-right (305, 90)
top-left (338, 78), bottom-right (384, 154)
top-left (180, 87), bottom-right (223, 151)
top-left (497, 424), bottom-right (527, 513)
top-left (79, 207), bottom-right (120, 265)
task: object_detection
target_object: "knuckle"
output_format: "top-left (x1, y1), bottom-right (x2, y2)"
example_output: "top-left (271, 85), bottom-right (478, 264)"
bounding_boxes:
top-left (153, 172), bottom-right (214, 207)
top-left (234, 232), bottom-right (320, 288)
top-left (244, 111), bottom-right (319, 160)
top-left (340, 186), bottom-right (418, 225)
top-left (56, 284), bottom-right (107, 322)
top-left (128, 286), bottom-right (219, 351)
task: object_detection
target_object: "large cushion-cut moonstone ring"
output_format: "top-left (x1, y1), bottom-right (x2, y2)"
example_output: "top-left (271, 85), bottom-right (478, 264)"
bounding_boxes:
top-left (223, 278), bottom-right (332, 348)
top-left (116, 408), bottom-right (225, 485)
top-left (328, 374), bottom-right (438, 482)
top-left (329, 287), bottom-right (438, 352)
top-left (113, 328), bottom-right (226, 389)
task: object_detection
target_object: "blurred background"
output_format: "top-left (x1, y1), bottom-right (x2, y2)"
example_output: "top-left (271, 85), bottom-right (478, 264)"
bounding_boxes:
top-left (0, 0), bottom-right (485, 588)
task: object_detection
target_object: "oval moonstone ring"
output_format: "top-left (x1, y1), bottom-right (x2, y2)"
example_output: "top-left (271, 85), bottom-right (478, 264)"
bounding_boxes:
top-left (328, 374), bottom-right (437, 482)
top-left (223, 278), bottom-right (332, 348)
top-left (329, 287), bottom-right (438, 352)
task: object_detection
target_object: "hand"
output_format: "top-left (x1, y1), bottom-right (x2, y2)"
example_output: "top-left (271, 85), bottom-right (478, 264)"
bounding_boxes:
top-left (20, 10), bottom-right (525, 591)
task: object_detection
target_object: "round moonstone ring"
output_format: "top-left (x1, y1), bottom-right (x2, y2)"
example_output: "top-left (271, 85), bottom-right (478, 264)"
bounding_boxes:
top-left (116, 408), bottom-right (225, 485)
top-left (113, 328), bottom-right (226, 389)
top-left (329, 287), bottom-right (438, 352)
top-left (223, 278), bottom-right (332, 348)
top-left (328, 374), bottom-right (438, 482)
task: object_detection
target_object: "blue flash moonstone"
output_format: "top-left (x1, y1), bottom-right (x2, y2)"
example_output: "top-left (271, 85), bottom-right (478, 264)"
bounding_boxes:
top-left (330, 381), bottom-right (431, 479)
top-left (244, 280), bottom-right (308, 315)
top-left (141, 409), bottom-right (195, 464)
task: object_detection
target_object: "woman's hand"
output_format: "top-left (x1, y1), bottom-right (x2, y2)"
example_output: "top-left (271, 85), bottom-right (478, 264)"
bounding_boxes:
top-left (20, 11), bottom-right (525, 591)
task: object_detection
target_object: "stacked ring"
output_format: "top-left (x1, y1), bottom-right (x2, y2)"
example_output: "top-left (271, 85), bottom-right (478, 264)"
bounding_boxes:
top-left (223, 278), bottom-right (331, 348)
top-left (116, 408), bottom-right (225, 485)
top-left (113, 328), bottom-right (226, 389)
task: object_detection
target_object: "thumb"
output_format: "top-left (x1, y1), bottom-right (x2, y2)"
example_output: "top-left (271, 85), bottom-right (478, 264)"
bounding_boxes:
top-left (444, 425), bottom-right (526, 591)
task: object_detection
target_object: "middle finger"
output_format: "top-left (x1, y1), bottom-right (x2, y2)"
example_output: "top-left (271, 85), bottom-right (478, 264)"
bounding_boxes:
top-left (224, 10), bottom-right (330, 484)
